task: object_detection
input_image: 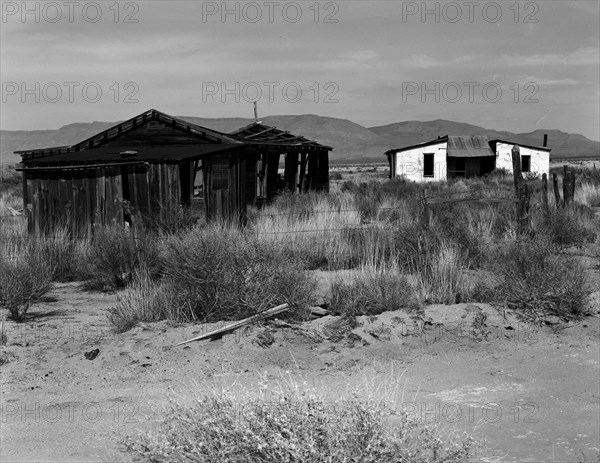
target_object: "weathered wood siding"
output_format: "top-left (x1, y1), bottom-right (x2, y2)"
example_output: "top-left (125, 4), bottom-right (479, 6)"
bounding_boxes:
top-left (25, 167), bottom-right (124, 235)
top-left (203, 151), bottom-right (247, 224)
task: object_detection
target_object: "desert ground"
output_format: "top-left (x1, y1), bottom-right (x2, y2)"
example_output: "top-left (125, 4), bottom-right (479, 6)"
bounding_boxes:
top-left (2, 163), bottom-right (600, 462)
top-left (1, 272), bottom-right (599, 462)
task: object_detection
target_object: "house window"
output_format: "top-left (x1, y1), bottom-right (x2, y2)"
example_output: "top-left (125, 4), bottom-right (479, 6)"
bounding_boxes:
top-left (521, 155), bottom-right (531, 173)
top-left (423, 153), bottom-right (434, 177)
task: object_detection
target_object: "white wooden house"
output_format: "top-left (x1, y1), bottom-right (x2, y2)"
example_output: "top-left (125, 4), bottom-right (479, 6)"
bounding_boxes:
top-left (490, 139), bottom-right (550, 178)
top-left (385, 135), bottom-right (550, 182)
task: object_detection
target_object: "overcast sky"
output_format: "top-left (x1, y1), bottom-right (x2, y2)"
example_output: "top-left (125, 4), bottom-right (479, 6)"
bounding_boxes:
top-left (1, 1), bottom-right (599, 140)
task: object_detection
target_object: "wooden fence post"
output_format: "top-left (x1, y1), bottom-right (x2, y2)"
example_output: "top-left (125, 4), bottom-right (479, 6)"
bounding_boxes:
top-left (552, 172), bottom-right (562, 208)
top-left (562, 165), bottom-right (576, 207)
top-left (420, 189), bottom-right (430, 229)
top-left (541, 173), bottom-right (548, 214)
top-left (563, 165), bottom-right (570, 207)
top-left (511, 145), bottom-right (530, 236)
top-left (570, 169), bottom-right (576, 205)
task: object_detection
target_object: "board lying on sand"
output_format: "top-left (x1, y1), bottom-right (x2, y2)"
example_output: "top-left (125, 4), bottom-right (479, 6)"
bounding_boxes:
top-left (175, 304), bottom-right (290, 346)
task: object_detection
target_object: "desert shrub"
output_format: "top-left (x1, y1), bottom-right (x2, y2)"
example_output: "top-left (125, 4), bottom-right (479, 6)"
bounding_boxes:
top-left (588, 192), bottom-right (600, 207)
top-left (160, 225), bottom-right (316, 322)
top-left (356, 194), bottom-right (380, 222)
top-left (490, 237), bottom-right (590, 318)
top-left (123, 385), bottom-right (477, 463)
top-left (0, 320), bottom-right (6, 345)
top-left (330, 270), bottom-right (419, 317)
top-left (462, 271), bottom-right (498, 303)
top-left (87, 226), bottom-right (160, 290)
top-left (108, 269), bottom-right (175, 332)
top-left (433, 219), bottom-right (480, 266)
top-left (0, 255), bottom-right (52, 321)
top-left (145, 203), bottom-right (200, 235)
top-left (486, 168), bottom-right (511, 181)
top-left (269, 192), bottom-right (322, 220)
top-left (330, 171), bottom-right (343, 180)
top-left (430, 202), bottom-right (512, 267)
top-left (0, 165), bottom-right (21, 195)
top-left (535, 206), bottom-right (598, 246)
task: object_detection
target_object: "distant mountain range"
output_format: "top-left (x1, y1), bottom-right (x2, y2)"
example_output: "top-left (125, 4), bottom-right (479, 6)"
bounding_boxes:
top-left (1, 115), bottom-right (598, 165)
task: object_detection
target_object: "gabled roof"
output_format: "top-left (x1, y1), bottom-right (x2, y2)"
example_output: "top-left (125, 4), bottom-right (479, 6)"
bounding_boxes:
top-left (490, 139), bottom-right (551, 152)
top-left (447, 135), bottom-right (494, 158)
top-left (384, 136), bottom-right (448, 156)
top-left (16, 109), bottom-right (241, 162)
top-left (230, 122), bottom-right (331, 150)
top-left (385, 135), bottom-right (500, 157)
top-left (21, 144), bottom-right (244, 166)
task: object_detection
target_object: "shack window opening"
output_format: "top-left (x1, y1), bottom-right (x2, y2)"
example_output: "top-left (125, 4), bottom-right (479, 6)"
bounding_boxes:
top-left (521, 155), bottom-right (531, 173)
top-left (193, 161), bottom-right (203, 198)
top-left (423, 153), bottom-right (434, 178)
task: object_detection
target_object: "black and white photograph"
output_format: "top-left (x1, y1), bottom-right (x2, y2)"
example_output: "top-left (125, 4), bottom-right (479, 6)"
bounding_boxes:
top-left (1, 1), bottom-right (599, 461)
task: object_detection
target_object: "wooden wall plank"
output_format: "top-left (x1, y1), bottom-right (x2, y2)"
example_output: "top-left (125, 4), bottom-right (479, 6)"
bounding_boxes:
top-left (299, 153), bottom-right (307, 193)
top-left (148, 164), bottom-right (160, 214)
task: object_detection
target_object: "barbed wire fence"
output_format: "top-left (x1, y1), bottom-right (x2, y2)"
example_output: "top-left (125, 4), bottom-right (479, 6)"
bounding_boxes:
top-left (0, 196), bottom-right (516, 269)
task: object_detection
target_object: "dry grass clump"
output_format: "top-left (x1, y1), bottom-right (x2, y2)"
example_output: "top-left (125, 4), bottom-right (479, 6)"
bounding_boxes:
top-left (123, 374), bottom-right (478, 463)
top-left (490, 237), bottom-right (591, 319)
top-left (0, 253), bottom-right (52, 321)
top-left (108, 224), bottom-right (318, 331)
top-left (27, 226), bottom-right (89, 282)
top-left (108, 269), bottom-right (175, 333)
top-left (86, 225), bottom-right (161, 290)
top-left (144, 202), bottom-right (201, 235)
top-left (534, 206), bottom-right (598, 246)
top-left (159, 224), bottom-right (316, 324)
top-left (0, 319), bottom-right (7, 346)
top-left (575, 181), bottom-right (600, 207)
top-left (253, 192), bottom-right (362, 270)
top-left (330, 267), bottom-right (419, 317)
top-left (413, 241), bottom-right (469, 305)
top-left (0, 164), bottom-right (21, 196)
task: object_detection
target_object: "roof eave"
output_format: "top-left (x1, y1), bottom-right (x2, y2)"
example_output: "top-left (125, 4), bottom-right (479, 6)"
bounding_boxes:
top-left (384, 135), bottom-right (449, 156)
top-left (489, 139), bottom-right (552, 152)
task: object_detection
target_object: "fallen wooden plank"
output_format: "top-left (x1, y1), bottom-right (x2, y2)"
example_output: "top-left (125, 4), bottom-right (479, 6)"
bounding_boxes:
top-left (310, 306), bottom-right (330, 316)
top-left (175, 304), bottom-right (289, 346)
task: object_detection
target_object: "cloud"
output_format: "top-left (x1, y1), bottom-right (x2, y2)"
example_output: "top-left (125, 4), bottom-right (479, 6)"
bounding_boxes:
top-left (497, 47), bottom-right (600, 67)
top-left (508, 76), bottom-right (580, 87)
top-left (402, 54), bottom-right (444, 69)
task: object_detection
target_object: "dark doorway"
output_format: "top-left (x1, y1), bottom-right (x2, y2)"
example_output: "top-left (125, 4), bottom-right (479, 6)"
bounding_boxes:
top-left (423, 153), bottom-right (434, 177)
top-left (521, 155), bottom-right (531, 173)
top-left (480, 156), bottom-right (496, 176)
top-left (179, 162), bottom-right (191, 207)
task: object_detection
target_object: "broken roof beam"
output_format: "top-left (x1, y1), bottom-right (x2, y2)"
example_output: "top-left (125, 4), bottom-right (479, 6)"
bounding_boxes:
top-left (243, 126), bottom-right (279, 139)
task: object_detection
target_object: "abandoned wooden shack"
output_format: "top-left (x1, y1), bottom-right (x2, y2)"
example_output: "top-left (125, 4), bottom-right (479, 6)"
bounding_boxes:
top-left (229, 121), bottom-right (331, 203)
top-left (16, 109), bottom-right (332, 234)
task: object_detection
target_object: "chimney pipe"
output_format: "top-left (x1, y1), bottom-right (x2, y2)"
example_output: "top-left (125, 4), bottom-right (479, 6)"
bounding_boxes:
top-left (543, 134), bottom-right (548, 147)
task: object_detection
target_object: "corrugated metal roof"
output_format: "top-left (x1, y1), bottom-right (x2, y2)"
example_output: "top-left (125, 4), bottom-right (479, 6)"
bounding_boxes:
top-left (24, 144), bottom-right (242, 166)
top-left (447, 135), bottom-right (494, 158)
top-left (230, 122), bottom-right (331, 150)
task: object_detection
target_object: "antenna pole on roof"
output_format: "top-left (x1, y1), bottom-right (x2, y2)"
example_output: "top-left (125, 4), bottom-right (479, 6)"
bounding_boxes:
top-left (254, 101), bottom-right (258, 123)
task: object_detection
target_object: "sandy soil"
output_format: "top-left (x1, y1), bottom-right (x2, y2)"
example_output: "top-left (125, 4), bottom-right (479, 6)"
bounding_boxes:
top-left (1, 280), bottom-right (599, 463)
